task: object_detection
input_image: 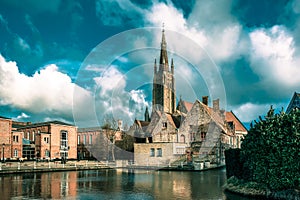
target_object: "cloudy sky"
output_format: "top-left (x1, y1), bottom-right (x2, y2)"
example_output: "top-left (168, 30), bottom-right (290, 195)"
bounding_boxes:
top-left (0, 0), bottom-right (300, 128)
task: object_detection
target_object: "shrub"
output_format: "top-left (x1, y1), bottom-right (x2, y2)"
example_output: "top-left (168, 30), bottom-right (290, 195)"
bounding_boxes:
top-left (240, 107), bottom-right (300, 191)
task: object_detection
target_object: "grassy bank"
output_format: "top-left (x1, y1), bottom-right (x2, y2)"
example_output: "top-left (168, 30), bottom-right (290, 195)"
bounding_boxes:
top-left (224, 176), bottom-right (300, 200)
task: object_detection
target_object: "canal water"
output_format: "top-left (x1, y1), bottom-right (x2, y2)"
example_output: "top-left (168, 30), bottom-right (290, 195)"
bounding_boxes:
top-left (0, 168), bottom-right (255, 199)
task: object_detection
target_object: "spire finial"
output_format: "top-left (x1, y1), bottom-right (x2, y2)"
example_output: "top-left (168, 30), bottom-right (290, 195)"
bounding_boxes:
top-left (162, 22), bottom-right (165, 31)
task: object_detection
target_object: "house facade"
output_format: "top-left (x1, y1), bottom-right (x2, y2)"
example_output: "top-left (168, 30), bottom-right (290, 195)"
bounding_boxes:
top-left (16, 121), bottom-right (77, 160)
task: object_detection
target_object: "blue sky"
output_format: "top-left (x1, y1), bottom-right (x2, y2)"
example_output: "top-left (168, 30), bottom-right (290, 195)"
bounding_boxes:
top-left (0, 0), bottom-right (299, 128)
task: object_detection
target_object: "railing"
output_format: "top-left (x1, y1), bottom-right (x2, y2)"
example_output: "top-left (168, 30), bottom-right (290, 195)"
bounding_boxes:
top-left (0, 160), bottom-right (109, 173)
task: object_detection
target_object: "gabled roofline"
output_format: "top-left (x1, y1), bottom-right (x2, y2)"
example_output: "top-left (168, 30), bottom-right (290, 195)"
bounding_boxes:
top-left (229, 110), bottom-right (248, 131)
top-left (286, 92), bottom-right (300, 113)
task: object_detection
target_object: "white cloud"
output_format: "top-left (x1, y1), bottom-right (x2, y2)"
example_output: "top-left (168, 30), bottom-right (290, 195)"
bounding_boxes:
top-left (250, 25), bottom-right (300, 86)
top-left (94, 66), bottom-right (126, 96)
top-left (0, 54), bottom-right (92, 121)
top-left (91, 66), bottom-right (149, 125)
top-left (15, 112), bottom-right (30, 120)
top-left (232, 103), bottom-right (271, 122)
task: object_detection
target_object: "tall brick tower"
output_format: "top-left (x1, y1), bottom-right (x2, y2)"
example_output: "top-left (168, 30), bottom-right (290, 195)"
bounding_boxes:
top-left (152, 28), bottom-right (176, 114)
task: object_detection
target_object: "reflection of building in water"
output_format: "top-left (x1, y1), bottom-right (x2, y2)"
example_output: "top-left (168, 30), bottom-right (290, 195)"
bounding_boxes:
top-left (48, 172), bottom-right (77, 199)
top-left (0, 175), bottom-right (23, 199)
top-left (39, 172), bottom-right (78, 198)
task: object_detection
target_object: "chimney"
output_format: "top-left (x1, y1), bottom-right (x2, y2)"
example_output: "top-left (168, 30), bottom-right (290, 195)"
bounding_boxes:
top-left (202, 96), bottom-right (208, 106)
top-left (213, 99), bottom-right (220, 111)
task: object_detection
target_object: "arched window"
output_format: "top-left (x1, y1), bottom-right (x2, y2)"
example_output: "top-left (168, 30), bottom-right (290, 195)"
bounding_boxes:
top-left (32, 131), bottom-right (35, 142)
top-left (180, 134), bottom-right (185, 143)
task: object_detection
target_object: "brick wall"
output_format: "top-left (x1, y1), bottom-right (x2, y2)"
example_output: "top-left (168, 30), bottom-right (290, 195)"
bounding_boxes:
top-left (0, 118), bottom-right (12, 159)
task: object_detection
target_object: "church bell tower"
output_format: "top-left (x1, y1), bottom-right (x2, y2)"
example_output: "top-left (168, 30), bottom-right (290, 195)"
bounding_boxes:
top-left (152, 28), bottom-right (176, 114)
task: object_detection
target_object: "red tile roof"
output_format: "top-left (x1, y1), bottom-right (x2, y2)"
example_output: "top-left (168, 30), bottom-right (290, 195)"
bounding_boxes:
top-left (225, 111), bottom-right (247, 132)
top-left (183, 101), bottom-right (194, 112)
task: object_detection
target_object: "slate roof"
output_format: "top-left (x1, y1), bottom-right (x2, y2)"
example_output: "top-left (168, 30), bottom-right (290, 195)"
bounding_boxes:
top-left (0, 115), bottom-right (11, 120)
top-left (16, 120), bottom-right (75, 129)
top-left (286, 92), bottom-right (300, 114)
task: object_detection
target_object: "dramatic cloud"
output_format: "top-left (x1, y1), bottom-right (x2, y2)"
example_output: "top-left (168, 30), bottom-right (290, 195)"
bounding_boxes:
top-left (250, 25), bottom-right (300, 87)
top-left (1, 0), bottom-right (300, 127)
top-left (0, 54), bottom-right (91, 122)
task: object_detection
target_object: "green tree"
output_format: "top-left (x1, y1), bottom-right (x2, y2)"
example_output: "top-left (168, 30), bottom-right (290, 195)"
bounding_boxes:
top-left (241, 107), bottom-right (300, 191)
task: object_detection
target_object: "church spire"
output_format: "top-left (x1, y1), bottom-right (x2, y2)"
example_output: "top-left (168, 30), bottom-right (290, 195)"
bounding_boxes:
top-left (171, 58), bottom-right (174, 74)
top-left (144, 106), bottom-right (150, 122)
top-left (159, 26), bottom-right (169, 71)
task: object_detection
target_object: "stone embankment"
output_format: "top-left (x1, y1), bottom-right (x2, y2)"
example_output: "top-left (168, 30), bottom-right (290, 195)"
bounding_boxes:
top-left (0, 160), bottom-right (111, 175)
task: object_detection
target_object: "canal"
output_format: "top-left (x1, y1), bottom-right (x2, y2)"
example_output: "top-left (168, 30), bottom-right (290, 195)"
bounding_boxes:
top-left (0, 168), bottom-right (255, 199)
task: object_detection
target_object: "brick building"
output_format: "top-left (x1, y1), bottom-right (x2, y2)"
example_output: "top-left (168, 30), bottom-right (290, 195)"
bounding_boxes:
top-left (16, 121), bottom-right (77, 160)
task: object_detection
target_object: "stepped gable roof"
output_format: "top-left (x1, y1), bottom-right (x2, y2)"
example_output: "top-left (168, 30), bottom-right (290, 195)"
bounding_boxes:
top-left (286, 92), bottom-right (300, 114)
top-left (225, 111), bottom-right (248, 132)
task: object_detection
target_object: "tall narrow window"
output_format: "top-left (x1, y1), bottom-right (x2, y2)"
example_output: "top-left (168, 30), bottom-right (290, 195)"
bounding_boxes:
top-left (83, 135), bottom-right (86, 145)
top-left (32, 131), bottom-right (35, 142)
top-left (14, 149), bottom-right (18, 157)
top-left (150, 148), bottom-right (155, 157)
top-left (201, 132), bottom-right (206, 141)
top-left (27, 132), bottom-right (30, 140)
top-left (77, 135), bottom-right (80, 145)
top-left (180, 134), bottom-right (185, 143)
top-left (157, 148), bottom-right (162, 157)
top-left (60, 131), bottom-right (68, 149)
top-left (162, 122), bottom-right (167, 129)
top-left (89, 135), bottom-right (92, 145)
top-left (45, 149), bottom-right (50, 157)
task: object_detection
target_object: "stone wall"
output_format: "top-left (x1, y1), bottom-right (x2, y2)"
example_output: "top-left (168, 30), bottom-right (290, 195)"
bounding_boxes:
top-left (134, 143), bottom-right (183, 166)
top-left (152, 113), bottom-right (177, 143)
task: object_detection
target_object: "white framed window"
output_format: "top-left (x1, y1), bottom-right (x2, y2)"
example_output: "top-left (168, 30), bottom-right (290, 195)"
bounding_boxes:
top-left (13, 149), bottom-right (18, 157)
top-left (60, 130), bottom-right (68, 149)
top-left (32, 131), bottom-right (35, 142)
top-left (27, 132), bottom-right (30, 139)
top-left (77, 135), bottom-right (80, 145)
top-left (89, 135), bottom-right (92, 145)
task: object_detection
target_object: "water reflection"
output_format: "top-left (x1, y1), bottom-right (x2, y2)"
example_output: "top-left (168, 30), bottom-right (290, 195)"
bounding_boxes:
top-left (0, 169), bottom-right (254, 199)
